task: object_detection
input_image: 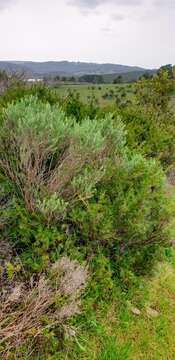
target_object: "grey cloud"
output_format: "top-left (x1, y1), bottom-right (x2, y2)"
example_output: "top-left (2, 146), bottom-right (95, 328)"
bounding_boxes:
top-left (111, 14), bottom-right (125, 21)
top-left (0, 0), bottom-right (14, 10)
top-left (101, 27), bottom-right (112, 32)
top-left (68, 0), bottom-right (143, 10)
top-left (154, 0), bottom-right (175, 7)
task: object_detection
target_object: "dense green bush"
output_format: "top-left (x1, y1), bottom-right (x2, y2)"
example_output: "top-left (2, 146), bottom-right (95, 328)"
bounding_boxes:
top-left (135, 69), bottom-right (174, 113)
top-left (60, 90), bottom-right (100, 121)
top-left (119, 106), bottom-right (175, 167)
top-left (0, 81), bottom-right (59, 109)
top-left (60, 90), bottom-right (86, 121)
top-left (118, 71), bottom-right (175, 168)
top-left (0, 95), bottom-right (170, 273)
top-left (0, 82), bottom-right (104, 123)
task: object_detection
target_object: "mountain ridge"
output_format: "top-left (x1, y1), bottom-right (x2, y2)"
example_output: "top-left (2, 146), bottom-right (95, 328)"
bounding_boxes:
top-left (0, 60), bottom-right (155, 78)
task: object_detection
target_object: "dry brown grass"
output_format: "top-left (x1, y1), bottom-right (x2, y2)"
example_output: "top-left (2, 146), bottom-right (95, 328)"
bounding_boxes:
top-left (0, 257), bottom-right (88, 358)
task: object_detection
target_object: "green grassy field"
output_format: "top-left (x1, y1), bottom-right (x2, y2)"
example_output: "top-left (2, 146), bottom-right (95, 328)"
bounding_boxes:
top-left (54, 83), bottom-right (133, 106)
top-left (55, 83), bottom-right (175, 111)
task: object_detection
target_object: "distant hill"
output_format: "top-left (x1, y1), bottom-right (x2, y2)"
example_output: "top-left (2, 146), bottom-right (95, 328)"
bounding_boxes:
top-left (0, 61), bottom-right (27, 73)
top-left (102, 69), bottom-right (157, 83)
top-left (0, 61), bottom-right (154, 78)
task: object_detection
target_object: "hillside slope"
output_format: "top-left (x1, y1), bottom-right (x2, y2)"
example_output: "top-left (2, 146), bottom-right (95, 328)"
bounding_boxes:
top-left (0, 60), bottom-right (151, 78)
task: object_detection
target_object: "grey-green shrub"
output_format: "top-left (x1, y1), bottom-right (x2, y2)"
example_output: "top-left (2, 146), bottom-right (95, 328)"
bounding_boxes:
top-left (0, 96), bottom-right (170, 271)
top-left (0, 96), bottom-right (125, 212)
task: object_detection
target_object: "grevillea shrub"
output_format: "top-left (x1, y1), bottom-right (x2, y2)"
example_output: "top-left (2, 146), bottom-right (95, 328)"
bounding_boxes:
top-left (0, 96), bottom-right (170, 271)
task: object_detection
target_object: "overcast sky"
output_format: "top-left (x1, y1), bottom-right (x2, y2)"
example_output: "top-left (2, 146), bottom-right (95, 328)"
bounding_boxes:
top-left (0, 0), bottom-right (174, 68)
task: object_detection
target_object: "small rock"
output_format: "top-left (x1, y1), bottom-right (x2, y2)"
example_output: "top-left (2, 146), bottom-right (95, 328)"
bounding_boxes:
top-left (146, 307), bottom-right (159, 317)
top-left (131, 307), bottom-right (141, 316)
top-left (65, 327), bottom-right (76, 338)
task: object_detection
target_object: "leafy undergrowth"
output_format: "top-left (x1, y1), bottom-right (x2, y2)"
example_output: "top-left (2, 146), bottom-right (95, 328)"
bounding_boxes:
top-left (56, 249), bottom-right (175, 360)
